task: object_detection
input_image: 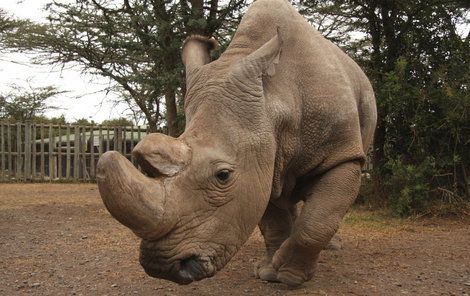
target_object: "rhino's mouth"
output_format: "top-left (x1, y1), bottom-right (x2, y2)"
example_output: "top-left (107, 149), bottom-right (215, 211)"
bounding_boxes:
top-left (139, 242), bottom-right (217, 284)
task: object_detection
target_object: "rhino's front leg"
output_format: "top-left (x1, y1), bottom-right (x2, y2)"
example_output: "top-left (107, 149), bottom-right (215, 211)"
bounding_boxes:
top-left (272, 161), bottom-right (362, 286)
top-left (255, 203), bottom-right (297, 282)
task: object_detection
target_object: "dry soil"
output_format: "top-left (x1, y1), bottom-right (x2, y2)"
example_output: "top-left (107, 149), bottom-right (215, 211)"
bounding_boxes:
top-left (0, 183), bottom-right (469, 295)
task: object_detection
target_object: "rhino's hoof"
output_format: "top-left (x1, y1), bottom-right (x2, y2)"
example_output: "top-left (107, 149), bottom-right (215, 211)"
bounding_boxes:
top-left (325, 235), bottom-right (342, 251)
top-left (276, 268), bottom-right (307, 287)
top-left (255, 263), bottom-right (279, 282)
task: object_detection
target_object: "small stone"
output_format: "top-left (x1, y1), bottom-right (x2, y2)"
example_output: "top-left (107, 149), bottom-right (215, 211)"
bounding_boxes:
top-left (464, 282), bottom-right (470, 286)
top-left (111, 284), bottom-right (118, 288)
top-left (81, 236), bottom-right (88, 240)
top-left (31, 283), bottom-right (41, 288)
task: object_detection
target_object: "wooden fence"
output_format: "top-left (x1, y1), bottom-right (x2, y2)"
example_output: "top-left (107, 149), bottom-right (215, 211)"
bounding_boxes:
top-left (0, 122), bottom-right (149, 182)
top-left (0, 121), bottom-right (374, 182)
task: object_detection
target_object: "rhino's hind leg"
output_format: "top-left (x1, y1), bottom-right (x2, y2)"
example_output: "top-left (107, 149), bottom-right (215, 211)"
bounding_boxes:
top-left (272, 161), bottom-right (362, 287)
top-left (255, 202), bottom-right (297, 282)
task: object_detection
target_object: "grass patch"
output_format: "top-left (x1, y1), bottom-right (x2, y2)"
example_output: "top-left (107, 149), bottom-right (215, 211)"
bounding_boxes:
top-left (343, 207), bottom-right (406, 230)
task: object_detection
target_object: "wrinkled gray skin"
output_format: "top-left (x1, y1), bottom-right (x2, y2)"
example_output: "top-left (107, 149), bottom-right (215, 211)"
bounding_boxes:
top-left (97, 0), bottom-right (376, 287)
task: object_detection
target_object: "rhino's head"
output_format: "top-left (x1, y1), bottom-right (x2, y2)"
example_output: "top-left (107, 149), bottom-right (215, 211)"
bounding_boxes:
top-left (97, 32), bottom-right (282, 284)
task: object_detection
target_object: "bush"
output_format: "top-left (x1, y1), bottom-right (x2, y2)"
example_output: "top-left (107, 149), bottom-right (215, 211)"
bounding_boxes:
top-left (384, 158), bottom-right (436, 216)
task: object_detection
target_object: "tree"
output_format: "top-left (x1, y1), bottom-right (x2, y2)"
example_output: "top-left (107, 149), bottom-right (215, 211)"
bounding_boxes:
top-left (0, 8), bottom-right (25, 36)
top-left (1, 0), bottom-right (250, 135)
top-left (298, 0), bottom-right (470, 213)
top-left (101, 117), bottom-right (134, 126)
top-left (0, 83), bottom-right (64, 121)
top-left (71, 118), bottom-right (96, 126)
top-left (32, 114), bottom-right (67, 125)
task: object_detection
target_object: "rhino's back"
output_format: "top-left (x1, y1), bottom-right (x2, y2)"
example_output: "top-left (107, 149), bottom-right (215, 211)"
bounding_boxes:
top-left (222, 0), bottom-right (316, 61)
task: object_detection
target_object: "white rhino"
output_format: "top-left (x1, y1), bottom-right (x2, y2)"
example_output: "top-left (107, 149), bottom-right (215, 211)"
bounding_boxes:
top-left (97, 0), bottom-right (377, 287)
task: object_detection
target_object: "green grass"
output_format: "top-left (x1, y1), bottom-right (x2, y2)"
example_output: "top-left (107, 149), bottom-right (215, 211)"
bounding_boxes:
top-left (342, 207), bottom-right (406, 230)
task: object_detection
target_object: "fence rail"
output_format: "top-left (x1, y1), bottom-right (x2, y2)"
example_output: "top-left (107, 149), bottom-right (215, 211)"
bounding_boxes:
top-left (0, 122), bottom-right (149, 182)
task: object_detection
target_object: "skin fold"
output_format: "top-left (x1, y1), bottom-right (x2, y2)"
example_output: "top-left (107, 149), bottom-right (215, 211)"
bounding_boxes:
top-left (97, 0), bottom-right (377, 287)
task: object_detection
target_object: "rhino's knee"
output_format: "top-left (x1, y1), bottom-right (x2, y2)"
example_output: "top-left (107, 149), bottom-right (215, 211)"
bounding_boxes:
top-left (294, 225), bottom-right (337, 250)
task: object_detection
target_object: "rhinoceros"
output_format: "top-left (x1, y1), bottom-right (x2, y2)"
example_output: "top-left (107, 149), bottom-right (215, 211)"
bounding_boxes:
top-left (96, 0), bottom-right (377, 287)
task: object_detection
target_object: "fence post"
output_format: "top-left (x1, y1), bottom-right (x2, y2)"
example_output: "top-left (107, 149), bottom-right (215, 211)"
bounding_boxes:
top-left (113, 127), bottom-right (118, 152)
top-left (122, 127), bottom-right (127, 157)
top-left (58, 125), bottom-right (62, 180)
top-left (130, 125), bottom-right (135, 165)
top-left (49, 124), bottom-right (55, 180)
top-left (40, 124), bottom-right (45, 180)
top-left (7, 123), bottom-right (12, 179)
top-left (74, 126), bottom-right (80, 179)
top-left (90, 125), bottom-right (95, 179)
top-left (31, 124), bottom-right (36, 181)
top-left (66, 125), bottom-right (71, 179)
top-left (106, 127), bottom-right (110, 152)
top-left (137, 125), bottom-right (141, 142)
top-left (136, 126), bottom-right (142, 170)
top-left (24, 122), bottom-right (31, 180)
top-left (16, 123), bottom-right (22, 180)
top-left (81, 126), bottom-right (88, 181)
top-left (1, 123), bottom-right (4, 181)
top-left (98, 125), bottom-right (103, 157)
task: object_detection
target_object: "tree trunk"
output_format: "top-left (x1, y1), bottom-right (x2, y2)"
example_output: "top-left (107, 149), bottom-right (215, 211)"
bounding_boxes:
top-left (165, 86), bottom-right (178, 137)
top-left (189, 0), bottom-right (205, 34)
top-left (147, 117), bottom-right (159, 133)
top-left (462, 163), bottom-right (470, 199)
top-left (371, 116), bottom-right (387, 205)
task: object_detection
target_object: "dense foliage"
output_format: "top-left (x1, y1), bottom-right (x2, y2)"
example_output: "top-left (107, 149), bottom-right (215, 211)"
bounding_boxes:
top-left (298, 0), bottom-right (469, 215)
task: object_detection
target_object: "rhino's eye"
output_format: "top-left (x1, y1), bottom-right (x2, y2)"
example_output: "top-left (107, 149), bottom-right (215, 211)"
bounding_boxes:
top-left (215, 169), bottom-right (231, 183)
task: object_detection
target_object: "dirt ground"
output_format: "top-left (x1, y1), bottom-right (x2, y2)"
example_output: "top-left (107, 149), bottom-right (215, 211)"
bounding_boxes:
top-left (0, 184), bottom-right (469, 296)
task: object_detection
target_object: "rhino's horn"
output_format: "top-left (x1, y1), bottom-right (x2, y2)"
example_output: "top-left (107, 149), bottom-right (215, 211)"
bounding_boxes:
top-left (182, 35), bottom-right (219, 88)
top-left (96, 151), bottom-right (171, 240)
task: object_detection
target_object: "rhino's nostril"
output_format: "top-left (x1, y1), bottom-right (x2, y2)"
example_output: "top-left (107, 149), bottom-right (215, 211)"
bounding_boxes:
top-left (179, 256), bottom-right (206, 281)
top-left (135, 156), bottom-right (160, 178)
top-left (132, 133), bottom-right (191, 177)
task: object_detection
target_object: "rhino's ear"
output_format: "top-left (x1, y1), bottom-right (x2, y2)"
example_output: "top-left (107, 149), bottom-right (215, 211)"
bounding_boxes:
top-left (232, 29), bottom-right (283, 81)
top-left (182, 35), bottom-right (219, 88)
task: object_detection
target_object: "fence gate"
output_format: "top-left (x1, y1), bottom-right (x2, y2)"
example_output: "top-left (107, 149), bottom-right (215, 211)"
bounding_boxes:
top-left (0, 122), bottom-right (149, 182)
